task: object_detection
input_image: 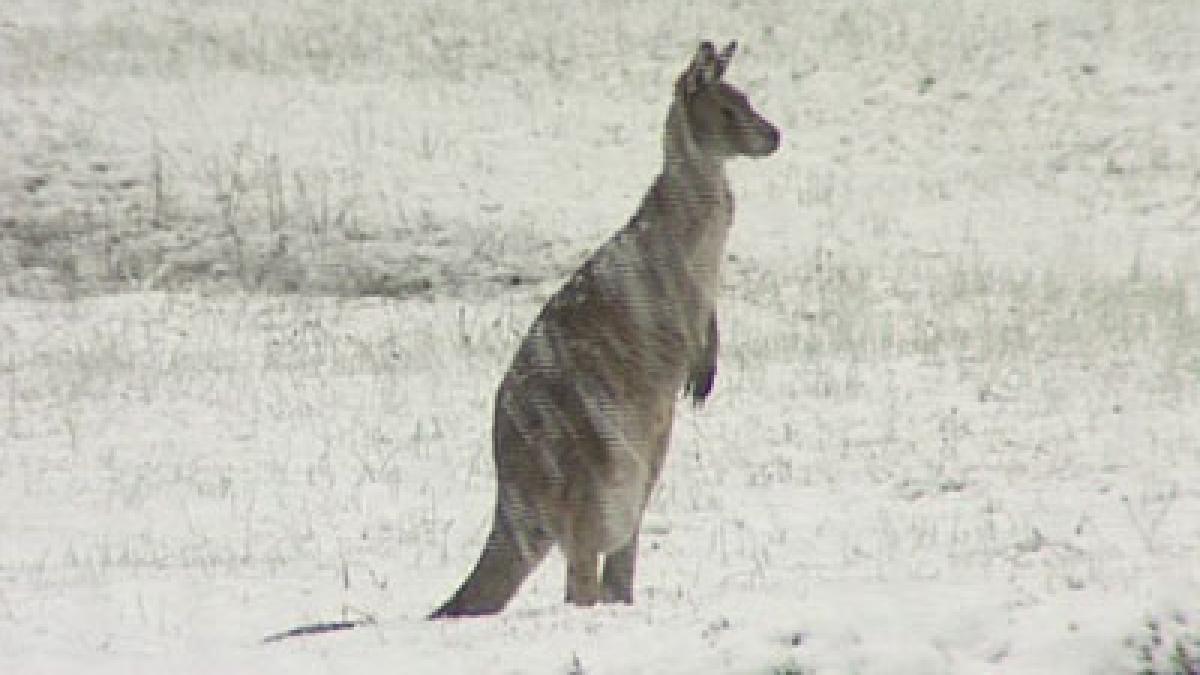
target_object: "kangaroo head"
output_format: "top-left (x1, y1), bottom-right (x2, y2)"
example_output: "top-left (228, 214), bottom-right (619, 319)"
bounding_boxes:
top-left (673, 40), bottom-right (780, 160)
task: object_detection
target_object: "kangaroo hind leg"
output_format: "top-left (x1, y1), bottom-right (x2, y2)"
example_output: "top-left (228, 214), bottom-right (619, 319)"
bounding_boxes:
top-left (600, 530), bottom-right (639, 604)
top-left (562, 500), bottom-right (603, 607)
top-left (601, 409), bottom-right (672, 605)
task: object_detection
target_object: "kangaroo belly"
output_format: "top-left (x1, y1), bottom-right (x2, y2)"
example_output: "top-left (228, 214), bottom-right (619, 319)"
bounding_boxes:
top-left (562, 384), bottom-right (673, 553)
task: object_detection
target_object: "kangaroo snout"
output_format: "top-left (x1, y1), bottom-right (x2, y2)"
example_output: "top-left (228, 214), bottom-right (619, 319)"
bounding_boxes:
top-left (753, 122), bottom-right (781, 157)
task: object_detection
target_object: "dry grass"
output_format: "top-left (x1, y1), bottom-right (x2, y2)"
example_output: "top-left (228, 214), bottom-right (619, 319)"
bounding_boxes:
top-left (3, 0), bottom-right (1198, 299)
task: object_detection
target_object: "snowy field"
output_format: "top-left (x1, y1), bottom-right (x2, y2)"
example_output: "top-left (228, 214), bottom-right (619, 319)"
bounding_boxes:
top-left (3, 0), bottom-right (1200, 672)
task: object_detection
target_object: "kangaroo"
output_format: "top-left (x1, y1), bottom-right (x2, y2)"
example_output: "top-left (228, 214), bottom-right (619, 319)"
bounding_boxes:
top-left (429, 40), bottom-right (779, 619)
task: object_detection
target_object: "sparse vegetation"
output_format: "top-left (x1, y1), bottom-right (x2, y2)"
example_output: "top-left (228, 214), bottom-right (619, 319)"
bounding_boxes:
top-left (1126, 613), bottom-right (1200, 675)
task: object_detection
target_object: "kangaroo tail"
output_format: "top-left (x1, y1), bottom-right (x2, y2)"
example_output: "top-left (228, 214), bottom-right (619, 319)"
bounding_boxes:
top-left (429, 497), bottom-right (552, 619)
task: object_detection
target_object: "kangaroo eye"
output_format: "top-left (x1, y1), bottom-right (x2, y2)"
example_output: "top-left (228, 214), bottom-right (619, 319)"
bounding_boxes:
top-left (721, 107), bottom-right (736, 121)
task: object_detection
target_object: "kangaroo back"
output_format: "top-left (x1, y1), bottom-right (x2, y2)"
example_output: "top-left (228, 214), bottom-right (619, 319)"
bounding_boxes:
top-left (430, 40), bottom-right (778, 619)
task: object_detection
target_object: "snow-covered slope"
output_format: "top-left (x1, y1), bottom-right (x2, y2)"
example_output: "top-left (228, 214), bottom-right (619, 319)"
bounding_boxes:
top-left (2, 1), bottom-right (1198, 672)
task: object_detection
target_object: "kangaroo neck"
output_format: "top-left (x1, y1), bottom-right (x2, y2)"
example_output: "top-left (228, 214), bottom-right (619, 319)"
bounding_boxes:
top-left (660, 104), bottom-right (728, 202)
top-left (646, 107), bottom-right (734, 301)
top-left (658, 159), bottom-right (728, 205)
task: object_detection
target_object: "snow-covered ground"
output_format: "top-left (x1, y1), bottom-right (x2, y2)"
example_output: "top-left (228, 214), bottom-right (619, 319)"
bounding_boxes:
top-left (2, 1), bottom-right (1199, 672)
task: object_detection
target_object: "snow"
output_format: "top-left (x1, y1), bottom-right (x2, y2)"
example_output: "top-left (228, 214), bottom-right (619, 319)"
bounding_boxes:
top-left (2, 1), bottom-right (1199, 673)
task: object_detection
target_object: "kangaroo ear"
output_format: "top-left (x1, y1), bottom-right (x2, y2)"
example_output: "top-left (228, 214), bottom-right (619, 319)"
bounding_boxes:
top-left (714, 40), bottom-right (737, 79)
top-left (678, 40), bottom-right (722, 97)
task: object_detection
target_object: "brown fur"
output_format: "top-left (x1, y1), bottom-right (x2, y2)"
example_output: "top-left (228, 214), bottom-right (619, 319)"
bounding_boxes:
top-left (429, 40), bottom-right (779, 619)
